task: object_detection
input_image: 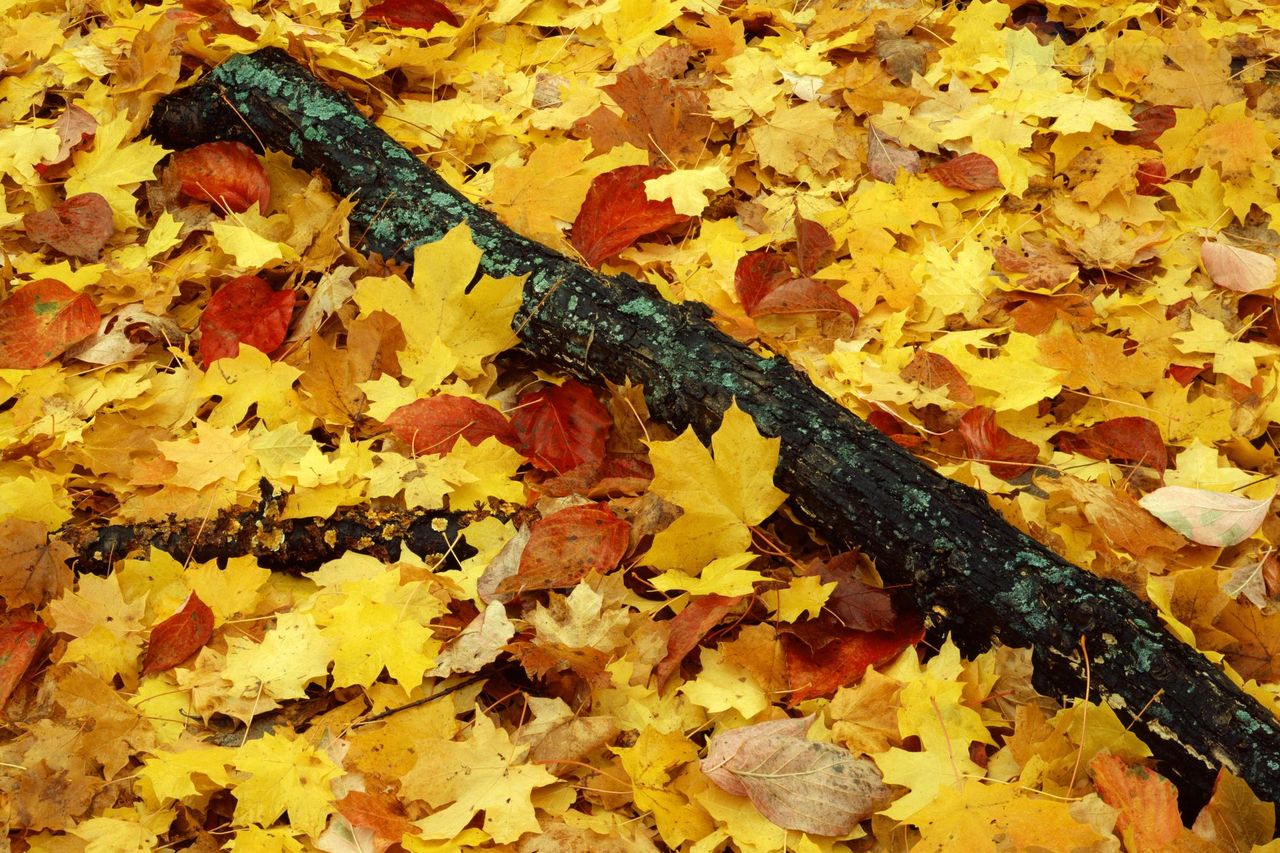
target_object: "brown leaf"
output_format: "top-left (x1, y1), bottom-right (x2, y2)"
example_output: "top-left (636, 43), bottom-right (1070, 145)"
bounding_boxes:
top-left (702, 714), bottom-right (892, 835)
top-left (575, 66), bottom-right (713, 165)
top-left (795, 214), bottom-right (836, 277)
top-left (1053, 416), bottom-right (1168, 474)
top-left (1113, 104), bottom-right (1176, 150)
top-left (0, 521), bottom-right (73, 609)
top-left (23, 193), bottom-right (115, 260)
top-left (497, 504), bottom-right (631, 594)
top-left (867, 127), bottom-right (920, 184)
top-left (929, 153), bottom-right (1003, 191)
top-left (874, 22), bottom-right (929, 84)
top-left (36, 106), bottom-right (96, 174)
top-left (902, 350), bottom-right (975, 406)
top-left (655, 593), bottom-right (741, 690)
top-left (811, 552), bottom-right (897, 632)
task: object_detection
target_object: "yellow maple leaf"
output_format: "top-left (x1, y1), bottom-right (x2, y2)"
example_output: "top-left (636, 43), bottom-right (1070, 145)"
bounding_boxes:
top-left (650, 553), bottom-right (762, 597)
top-left (197, 345), bottom-right (303, 429)
top-left (405, 709), bottom-right (559, 844)
top-left (912, 779), bottom-right (1110, 851)
top-left (63, 113), bottom-right (168, 228)
top-left (644, 402), bottom-right (786, 572)
top-left (156, 420), bottom-right (253, 491)
top-left (353, 223), bottom-right (523, 384)
top-left (218, 612), bottom-right (334, 720)
top-left (230, 731), bottom-right (341, 838)
top-left (644, 164), bottom-right (732, 216)
top-left (615, 727), bottom-right (714, 849)
top-left (310, 557), bottom-right (445, 691)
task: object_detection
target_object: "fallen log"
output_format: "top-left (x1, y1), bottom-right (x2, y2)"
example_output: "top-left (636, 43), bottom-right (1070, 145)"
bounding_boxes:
top-left (61, 481), bottom-right (514, 573)
top-left (146, 47), bottom-right (1280, 813)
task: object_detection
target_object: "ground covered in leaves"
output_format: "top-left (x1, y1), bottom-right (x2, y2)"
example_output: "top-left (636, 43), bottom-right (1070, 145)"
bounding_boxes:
top-left (4, 0), bottom-right (1280, 849)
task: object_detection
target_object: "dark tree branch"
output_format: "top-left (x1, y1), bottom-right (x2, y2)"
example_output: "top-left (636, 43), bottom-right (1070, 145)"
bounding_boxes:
top-left (143, 47), bottom-right (1280, 813)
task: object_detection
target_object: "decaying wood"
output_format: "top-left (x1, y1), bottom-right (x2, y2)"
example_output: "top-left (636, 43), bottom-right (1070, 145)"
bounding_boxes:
top-left (62, 481), bottom-right (515, 573)
top-left (143, 47), bottom-right (1280, 812)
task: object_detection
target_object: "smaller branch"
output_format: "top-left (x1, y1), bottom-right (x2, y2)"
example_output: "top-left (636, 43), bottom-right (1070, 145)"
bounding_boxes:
top-left (58, 482), bottom-right (524, 573)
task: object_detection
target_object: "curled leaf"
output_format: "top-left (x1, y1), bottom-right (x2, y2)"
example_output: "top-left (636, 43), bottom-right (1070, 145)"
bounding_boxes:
top-left (1138, 486), bottom-right (1274, 547)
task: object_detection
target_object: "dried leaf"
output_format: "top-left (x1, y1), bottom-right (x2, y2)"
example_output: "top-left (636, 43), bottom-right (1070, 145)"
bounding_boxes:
top-left (23, 193), bottom-right (115, 260)
top-left (702, 714), bottom-right (891, 835)
top-left (1138, 486), bottom-right (1274, 547)
top-left (956, 407), bottom-right (1039, 480)
top-left (929, 153), bottom-right (1003, 191)
top-left (655, 593), bottom-right (741, 690)
top-left (497, 504), bottom-right (630, 594)
top-left (0, 621), bottom-right (45, 710)
top-left (363, 0), bottom-right (458, 28)
top-left (1201, 240), bottom-right (1277, 293)
top-left (1053, 416), bottom-right (1168, 474)
top-left (795, 214), bottom-right (836, 277)
top-left (867, 128), bottom-right (920, 184)
top-left (570, 165), bottom-right (690, 267)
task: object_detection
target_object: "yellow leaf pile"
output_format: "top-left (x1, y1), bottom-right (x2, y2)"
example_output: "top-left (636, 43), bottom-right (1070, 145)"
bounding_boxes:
top-left (4, 0), bottom-right (1280, 848)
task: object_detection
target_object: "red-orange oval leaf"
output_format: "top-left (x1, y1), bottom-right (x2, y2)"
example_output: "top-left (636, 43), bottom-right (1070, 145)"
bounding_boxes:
top-left (23, 193), bottom-right (115, 260)
top-left (1054, 416), bottom-right (1168, 474)
top-left (142, 592), bottom-right (214, 674)
top-left (957, 406), bottom-right (1038, 480)
top-left (928, 153), bottom-right (1003, 191)
top-left (198, 275), bottom-right (296, 368)
top-left (511, 379), bottom-right (612, 473)
top-left (783, 613), bottom-right (924, 704)
top-left (0, 621), bottom-right (45, 710)
top-left (570, 165), bottom-right (690, 267)
top-left (172, 141), bottom-right (271, 213)
top-left (753, 278), bottom-right (858, 318)
top-left (0, 279), bottom-right (101, 369)
top-left (363, 0), bottom-right (458, 28)
top-left (497, 504), bottom-right (631, 594)
top-left (385, 395), bottom-right (517, 456)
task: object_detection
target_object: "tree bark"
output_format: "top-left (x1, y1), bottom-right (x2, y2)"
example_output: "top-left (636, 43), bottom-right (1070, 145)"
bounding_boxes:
top-left (145, 47), bottom-right (1280, 813)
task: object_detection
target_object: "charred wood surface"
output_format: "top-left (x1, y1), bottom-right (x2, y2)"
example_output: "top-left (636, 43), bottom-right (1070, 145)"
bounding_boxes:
top-left (144, 47), bottom-right (1280, 812)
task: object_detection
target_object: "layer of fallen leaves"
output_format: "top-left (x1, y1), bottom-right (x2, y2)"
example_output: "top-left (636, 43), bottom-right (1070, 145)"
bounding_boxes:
top-left (3, 0), bottom-right (1280, 849)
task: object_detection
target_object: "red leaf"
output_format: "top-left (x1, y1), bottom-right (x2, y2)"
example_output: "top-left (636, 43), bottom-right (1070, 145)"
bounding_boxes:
top-left (1135, 160), bottom-right (1167, 196)
top-left (171, 141), bottom-right (271, 213)
top-left (362, 0), bottom-right (458, 28)
top-left (570, 165), bottom-right (690, 267)
top-left (812, 552), bottom-right (898, 632)
top-left (497, 504), bottom-right (631, 594)
top-left (142, 592), bottom-right (214, 674)
top-left (956, 406), bottom-right (1039, 480)
top-left (783, 613), bottom-right (924, 704)
top-left (385, 395), bottom-right (516, 456)
top-left (538, 457), bottom-right (654, 498)
top-left (511, 379), bottom-right (612, 473)
top-left (1167, 363), bottom-right (1208, 386)
top-left (198, 275), bottom-right (296, 368)
top-left (795, 215), bottom-right (836, 277)
top-left (0, 279), bottom-right (101, 369)
top-left (1090, 754), bottom-right (1184, 850)
top-left (1114, 105), bottom-right (1176, 150)
top-left (753, 278), bottom-right (858, 318)
top-left (655, 594), bottom-right (741, 690)
top-left (866, 410), bottom-right (925, 449)
top-left (928, 153), bottom-right (1003, 191)
top-left (0, 621), bottom-right (45, 710)
top-left (735, 250), bottom-right (792, 315)
top-left (23, 193), bottom-right (115, 260)
top-left (336, 790), bottom-right (418, 848)
top-left (1054, 416), bottom-right (1168, 474)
